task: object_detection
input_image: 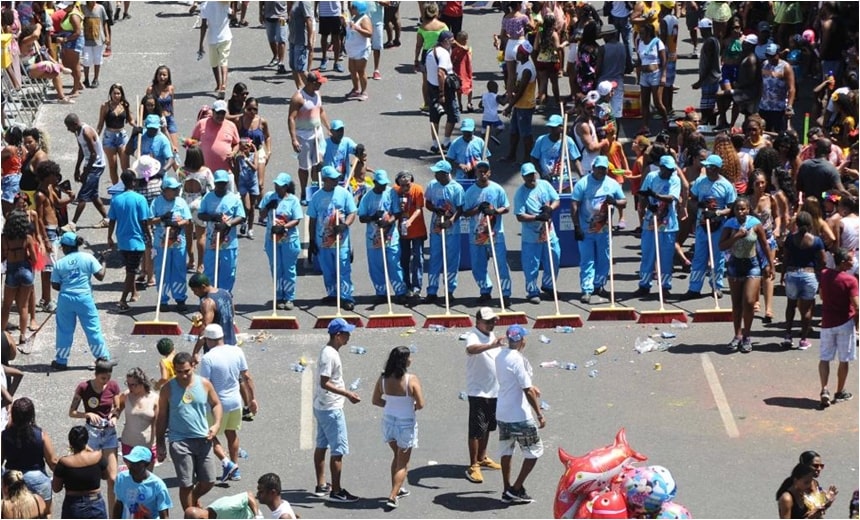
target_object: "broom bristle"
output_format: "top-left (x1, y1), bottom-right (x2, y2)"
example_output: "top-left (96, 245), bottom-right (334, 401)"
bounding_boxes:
top-left (314, 315), bottom-right (364, 328)
top-left (495, 312), bottom-right (528, 326)
top-left (366, 315), bottom-right (417, 328)
top-left (249, 316), bottom-right (300, 330)
top-left (692, 309), bottom-right (733, 323)
top-left (637, 310), bottom-right (688, 324)
top-left (588, 308), bottom-right (638, 321)
top-left (132, 321), bottom-right (182, 336)
top-left (533, 314), bottom-right (584, 328)
top-left (423, 315), bottom-right (473, 328)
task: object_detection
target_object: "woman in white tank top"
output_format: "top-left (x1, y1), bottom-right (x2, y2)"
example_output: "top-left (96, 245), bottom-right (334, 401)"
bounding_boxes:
top-left (372, 346), bottom-right (425, 510)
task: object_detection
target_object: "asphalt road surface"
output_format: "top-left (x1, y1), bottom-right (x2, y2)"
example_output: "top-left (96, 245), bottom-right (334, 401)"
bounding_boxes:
top-left (14, 3), bottom-right (858, 519)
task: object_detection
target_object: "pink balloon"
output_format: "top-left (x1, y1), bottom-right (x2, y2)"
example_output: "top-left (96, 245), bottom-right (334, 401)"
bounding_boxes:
top-left (656, 501), bottom-right (693, 519)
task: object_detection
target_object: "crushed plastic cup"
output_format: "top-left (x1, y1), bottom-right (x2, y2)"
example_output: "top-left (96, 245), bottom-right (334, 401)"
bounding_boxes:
top-left (634, 337), bottom-right (660, 354)
top-left (555, 326), bottom-right (575, 333)
top-left (540, 400), bottom-right (551, 410)
top-left (349, 346), bottom-right (367, 355)
top-left (564, 362), bottom-right (578, 371)
top-left (289, 363), bottom-right (305, 373)
top-left (429, 324), bottom-right (447, 332)
top-left (661, 331), bottom-right (677, 339)
top-left (409, 343), bottom-right (418, 353)
top-left (539, 334), bottom-right (551, 344)
top-left (458, 391), bottom-right (468, 400)
top-left (238, 448), bottom-right (249, 459)
top-left (588, 369), bottom-right (599, 378)
top-left (584, 359), bottom-right (596, 368)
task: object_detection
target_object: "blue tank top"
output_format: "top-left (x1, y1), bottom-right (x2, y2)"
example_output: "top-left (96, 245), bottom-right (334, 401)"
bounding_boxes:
top-left (238, 120), bottom-right (265, 150)
top-left (206, 289), bottom-right (236, 346)
top-left (167, 376), bottom-right (209, 441)
top-left (158, 91), bottom-right (174, 116)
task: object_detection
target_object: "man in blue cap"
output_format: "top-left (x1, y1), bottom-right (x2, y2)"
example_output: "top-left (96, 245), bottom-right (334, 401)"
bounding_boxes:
top-left (260, 173), bottom-right (303, 310)
top-left (107, 169), bottom-right (152, 312)
top-left (447, 118), bottom-right (489, 180)
top-left (514, 163), bottom-right (560, 304)
top-left (571, 155), bottom-right (626, 304)
top-left (424, 160), bottom-right (465, 304)
top-left (308, 166), bottom-right (358, 311)
top-left (150, 176), bottom-right (192, 311)
top-left (198, 169), bottom-right (247, 293)
top-left (633, 155), bottom-right (683, 298)
top-left (313, 317), bottom-right (361, 503)
top-left (358, 170), bottom-right (406, 303)
top-left (530, 114), bottom-right (581, 186)
top-left (127, 114), bottom-right (175, 173)
top-left (323, 120), bottom-right (357, 181)
top-left (495, 324), bottom-right (544, 505)
top-left (464, 160), bottom-right (512, 306)
top-left (114, 446), bottom-right (173, 518)
top-left (685, 153), bottom-right (736, 300)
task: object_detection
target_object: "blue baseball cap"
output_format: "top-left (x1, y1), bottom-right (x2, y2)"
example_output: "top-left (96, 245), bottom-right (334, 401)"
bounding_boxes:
top-left (274, 172), bottom-right (292, 186)
top-left (124, 445), bottom-right (153, 464)
top-left (430, 160), bottom-right (452, 174)
top-left (213, 169), bottom-right (231, 183)
top-left (460, 119), bottom-right (476, 133)
top-left (330, 120), bottom-right (345, 131)
top-left (701, 154), bottom-right (723, 168)
top-left (321, 165), bottom-right (340, 179)
top-left (593, 156), bottom-right (610, 169)
top-left (144, 114), bottom-right (161, 129)
top-left (546, 114), bottom-right (564, 127)
top-left (328, 317), bottom-right (356, 335)
top-left (659, 155), bottom-right (677, 170)
top-left (351, 0), bottom-right (368, 15)
top-left (506, 324), bottom-right (529, 342)
top-left (476, 160), bottom-right (490, 170)
top-left (373, 169), bottom-right (390, 185)
top-left (60, 231), bottom-right (78, 247)
top-left (161, 176), bottom-right (181, 190)
top-left (520, 163), bottom-right (538, 176)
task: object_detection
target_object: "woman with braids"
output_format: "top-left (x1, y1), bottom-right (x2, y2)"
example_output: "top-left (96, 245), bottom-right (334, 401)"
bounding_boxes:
top-left (712, 133), bottom-right (744, 193)
top-left (749, 170), bottom-right (782, 323)
top-left (1, 397), bottom-right (58, 518)
top-left (1, 469), bottom-right (48, 519)
top-left (780, 211), bottom-right (826, 350)
top-left (1, 211), bottom-right (39, 345)
top-left (117, 367), bottom-right (159, 471)
top-left (371, 346), bottom-right (425, 510)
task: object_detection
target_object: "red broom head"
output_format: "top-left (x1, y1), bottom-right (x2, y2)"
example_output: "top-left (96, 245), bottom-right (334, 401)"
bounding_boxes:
top-left (365, 315), bottom-right (417, 329)
top-left (637, 311), bottom-right (688, 324)
top-left (132, 322), bottom-right (183, 336)
top-left (692, 309), bottom-right (733, 323)
top-left (532, 315), bottom-right (584, 328)
top-left (249, 317), bottom-right (300, 330)
top-left (423, 316), bottom-right (473, 328)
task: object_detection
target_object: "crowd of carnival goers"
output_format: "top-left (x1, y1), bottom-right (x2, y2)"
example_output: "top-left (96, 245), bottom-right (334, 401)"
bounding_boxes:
top-left (1, 0), bottom-right (859, 518)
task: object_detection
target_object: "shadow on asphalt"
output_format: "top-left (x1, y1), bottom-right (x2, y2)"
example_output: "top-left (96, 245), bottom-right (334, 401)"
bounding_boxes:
top-left (763, 396), bottom-right (822, 410)
top-left (432, 490), bottom-right (509, 512)
top-left (407, 463), bottom-right (464, 489)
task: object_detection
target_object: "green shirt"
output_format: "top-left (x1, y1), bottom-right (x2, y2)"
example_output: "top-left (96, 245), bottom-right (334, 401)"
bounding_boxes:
top-left (208, 493), bottom-right (254, 519)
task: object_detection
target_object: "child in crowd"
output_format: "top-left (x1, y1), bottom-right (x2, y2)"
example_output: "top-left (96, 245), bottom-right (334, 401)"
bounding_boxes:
top-left (155, 337), bottom-right (175, 389)
top-left (480, 80), bottom-right (504, 144)
top-left (348, 143), bottom-right (370, 205)
top-left (603, 123), bottom-right (630, 229)
top-left (628, 135), bottom-right (650, 233)
top-left (233, 138), bottom-right (261, 238)
top-left (451, 31), bottom-right (474, 113)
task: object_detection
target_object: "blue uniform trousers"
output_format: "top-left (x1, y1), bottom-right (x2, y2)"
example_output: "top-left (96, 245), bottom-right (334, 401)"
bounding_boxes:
top-left (368, 241), bottom-right (406, 296)
top-left (265, 239), bottom-right (301, 302)
top-left (689, 225), bottom-right (725, 293)
top-left (639, 231), bottom-right (676, 290)
top-left (319, 245), bottom-right (354, 302)
top-left (522, 238), bottom-right (560, 298)
top-left (470, 234), bottom-right (512, 297)
top-left (203, 248), bottom-right (238, 293)
top-left (399, 237), bottom-right (425, 294)
top-left (427, 229), bottom-right (460, 296)
top-left (55, 292), bottom-right (109, 365)
top-left (154, 242), bottom-right (188, 304)
top-left (577, 232), bottom-right (610, 294)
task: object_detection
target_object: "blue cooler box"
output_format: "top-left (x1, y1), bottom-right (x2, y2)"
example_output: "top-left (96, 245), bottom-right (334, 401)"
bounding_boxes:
top-left (458, 178), bottom-right (475, 271)
top-left (554, 193), bottom-right (580, 268)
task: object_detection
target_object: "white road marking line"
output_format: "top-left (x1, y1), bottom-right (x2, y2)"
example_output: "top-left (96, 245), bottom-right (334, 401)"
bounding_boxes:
top-left (701, 353), bottom-right (740, 438)
top-left (300, 366), bottom-right (314, 449)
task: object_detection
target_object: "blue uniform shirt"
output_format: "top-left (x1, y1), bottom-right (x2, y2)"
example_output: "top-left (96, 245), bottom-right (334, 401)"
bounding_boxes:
top-left (142, 132), bottom-right (174, 171)
top-left (51, 251), bottom-right (102, 295)
top-left (425, 179), bottom-right (465, 234)
top-left (690, 175), bottom-right (737, 227)
top-left (464, 181), bottom-right (509, 245)
top-left (108, 190), bottom-right (152, 251)
top-left (447, 137), bottom-right (489, 179)
top-left (571, 174), bottom-right (624, 233)
top-left (200, 191), bottom-right (246, 251)
top-left (514, 179), bottom-right (560, 243)
top-left (307, 185), bottom-right (357, 248)
top-left (641, 171), bottom-right (682, 232)
top-left (530, 135), bottom-right (581, 178)
top-left (357, 187), bottom-right (399, 247)
top-left (115, 471), bottom-right (172, 519)
top-left (150, 195), bottom-right (192, 248)
top-left (323, 137), bottom-right (357, 176)
top-left (273, 194), bottom-right (304, 245)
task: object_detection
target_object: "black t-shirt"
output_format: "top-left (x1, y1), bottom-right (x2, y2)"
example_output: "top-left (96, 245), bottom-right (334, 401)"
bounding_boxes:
top-left (796, 158), bottom-right (840, 202)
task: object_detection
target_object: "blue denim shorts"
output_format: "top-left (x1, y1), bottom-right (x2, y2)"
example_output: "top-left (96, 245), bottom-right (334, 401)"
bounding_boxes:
top-left (639, 69), bottom-right (661, 88)
top-left (5, 260), bottom-right (35, 288)
top-left (165, 114), bottom-right (178, 135)
top-left (289, 44), bottom-right (308, 73)
top-left (314, 408), bottom-right (349, 456)
top-left (785, 270), bottom-right (818, 300)
top-left (86, 422), bottom-right (119, 450)
top-left (2, 173), bottom-right (22, 203)
top-left (22, 469), bottom-right (53, 502)
top-left (510, 108), bottom-right (534, 137)
top-left (102, 129), bottom-right (128, 150)
top-left (382, 414), bottom-right (418, 450)
top-left (62, 493), bottom-right (107, 519)
top-left (265, 19), bottom-right (287, 44)
top-left (61, 34), bottom-right (84, 53)
top-left (727, 256), bottom-right (761, 278)
top-left (77, 166), bottom-right (105, 202)
top-left (665, 61), bottom-right (677, 86)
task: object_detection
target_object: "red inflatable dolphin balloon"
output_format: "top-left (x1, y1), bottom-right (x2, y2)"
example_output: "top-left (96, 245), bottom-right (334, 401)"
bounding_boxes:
top-left (554, 428), bottom-right (647, 519)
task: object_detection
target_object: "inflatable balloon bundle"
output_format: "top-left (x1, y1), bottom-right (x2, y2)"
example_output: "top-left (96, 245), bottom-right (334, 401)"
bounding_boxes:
top-left (553, 429), bottom-right (692, 519)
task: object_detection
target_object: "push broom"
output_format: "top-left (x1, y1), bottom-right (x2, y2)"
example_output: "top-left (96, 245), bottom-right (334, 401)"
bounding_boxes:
top-left (213, 228), bottom-right (241, 336)
top-left (366, 225), bottom-right (416, 328)
top-left (692, 218), bottom-right (733, 322)
top-left (132, 229), bottom-right (182, 335)
top-left (314, 213), bottom-right (363, 328)
top-left (533, 221), bottom-right (583, 328)
top-left (637, 215), bottom-right (688, 324)
top-left (485, 214), bottom-right (527, 325)
top-left (589, 206), bottom-right (638, 321)
top-left (249, 230), bottom-right (299, 329)
top-left (423, 218), bottom-right (472, 328)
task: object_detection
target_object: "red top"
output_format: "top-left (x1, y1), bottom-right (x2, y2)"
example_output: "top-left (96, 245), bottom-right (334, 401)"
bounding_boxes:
top-left (191, 117), bottom-right (240, 174)
top-left (442, 1), bottom-right (463, 18)
top-left (76, 379), bottom-right (121, 420)
top-left (819, 268), bottom-right (859, 328)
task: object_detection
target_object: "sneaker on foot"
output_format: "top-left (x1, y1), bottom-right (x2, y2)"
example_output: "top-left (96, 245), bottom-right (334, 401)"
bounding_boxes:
top-left (334, 62), bottom-right (345, 73)
top-left (385, 497), bottom-right (398, 509)
top-left (50, 360), bottom-right (68, 371)
top-left (798, 339), bottom-right (811, 350)
top-left (834, 391), bottom-right (853, 402)
top-left (320, 59), bottom-right (329, 71)
top-left (780, 334), bottom-right (793, 348)
top-left (728, 336), bottom-right (742, 351)
top-left (328, 488), bottom-right (360, 503)
top-left (313, 483), bottom-right (332, 497)
top-left (820, 390), bottom-right (831, 409)
top-left (247, 229), bottom-right (254, 239)
top-left (43, 300), bottom-right (57, 312)
top-left (632, 286), bottom-right (650, 298)
top-left (580, 293), bottom-right (592, 304)
top-left (220, 461), bottom-right (238, 483)
top-left (397, 488), bottom-right (410, 498)
top-left (267, 56), bottom-right (279, 67)
top-left (528, 295), bottom-right (541, 304)
top-left (277, 64), bottom-right (288, 75)
top-left (230, 468), bottom-right (242, 481)
top-left (617, 219), bottom-right (627, 230)
top-left (739, 337), bottom-right (753, 353)
top-left (465, 464), bottom-right (483, 483)
top-left (478, 457), bottom-right (502, 470)
top-left (504, 487), bottom-right (534, 504)
top-left (284, 300), bottom-right (295, 310)
top-left (372, 70), bottom-right (382, 80)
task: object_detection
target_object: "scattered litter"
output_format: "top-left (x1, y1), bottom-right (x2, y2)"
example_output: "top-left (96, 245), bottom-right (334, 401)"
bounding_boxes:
top-left (555, 326), bottom-right (575, 333)
top-left (564, 363), bottom-right (577, 371)
top-left (349, 378), bottom-right (361, 391)
top-left (260, 347), bottom-right (267, 352)
top-left (428, 460), bottom-right (438, 466)
top-left (588, 369), bottom-right (599, 378)
top-left (238, 448), bottom-right (249, 459)
top-left (654, 363), bottom-right (662, 371)
top-left (539, 334), bottom-right (551, 344)
top-left (584, 359), bottom-right (596, 368)
top-left (540, 400), bottom-right (551, 410)
top-left (634, 337), bottom-right (663, 353)
top-left (670, 320), bottom-right (688, 329)
top-left (660, 331), bottom-right (677, 339)
top-left (349, 346), bottom-right (367, 355)
top-left (289, 363), bottom-right (305, 373)
top-left (458, 333), bottom-right (469, 340)
top-left (250, 331), bottom-right (272, 343)
top-left (182, 333), bottom-right (197, 342)
top-left (409, 343), bottom-right (418, 353)
top-left (594, 346), bottom-right (607, 355)
top-left (429, 324), bottom-right (447, 332)
top-left (128, 349), bottom-right (146, 354)
top-left (539, 360), bottom-right (560, 368)
top-left (458, 391), bottom-right (468, 400)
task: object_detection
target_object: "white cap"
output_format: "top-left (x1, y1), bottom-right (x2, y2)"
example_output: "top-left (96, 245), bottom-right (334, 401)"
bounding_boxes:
top-left (698, 18), bottom-right (713, 29)
top-left (203, 324), bottom-right (224, 340)
top-left (597, 80), bottom-right (616, 97)
top-left (477, 307), bottom-right (498, 321)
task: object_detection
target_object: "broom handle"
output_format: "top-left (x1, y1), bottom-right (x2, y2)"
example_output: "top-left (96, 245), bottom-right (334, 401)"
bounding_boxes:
top-left (154, 225), bottom-right (171, 322)
top-left (316, 128), bottom-right (323, 187)
top-left (481, 126), bottom-right (490, 161)
top-left (607, 205), bottom-right (617, 309)
top-left (335, 211), bottom-right (342, 313)
top-left (214, 229), bottom-right (220, 289)
top-left (380, 219), bottom-right (395, 314)
top-left (430, 122), bottom-right (446, 162)
top-left (441, 220), bottom-right (451, 315)
top-left (136, 99), bottom-right (143, 161)
top-left (705, 217), bottom-right (722, 310)
top-left (563, 115), bottom-right (573, 193)
top-left (560, 112), bottom-right (568, 192)
top-left (485, 213), bottom-right (506, 313)
top-left (272, 230), bottom-right (278, 315)
top-left (347, 156), bottom-right (358, 188)
top-left (544, 221), bottom-right (561, 315)
top-left (652, 214), bottom-right (666, 311)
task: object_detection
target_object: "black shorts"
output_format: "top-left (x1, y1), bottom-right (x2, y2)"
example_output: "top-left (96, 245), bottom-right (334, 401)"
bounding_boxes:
top-left (319, 16), bottom-right (343, 37)
top-left (468, 396), bottom-right (497, 438)
top-left (121, 250), bottom-right (143, 273)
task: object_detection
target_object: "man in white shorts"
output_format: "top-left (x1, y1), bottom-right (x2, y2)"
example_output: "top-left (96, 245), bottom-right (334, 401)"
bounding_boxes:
top-left (817, 248), bottom-right (858, 409)
top-left (81, 1), bottom-right (110, 88)
top-left (198, 0), bottom-right (233, 98)
top-left (288, 70), bottom-right (330, 205)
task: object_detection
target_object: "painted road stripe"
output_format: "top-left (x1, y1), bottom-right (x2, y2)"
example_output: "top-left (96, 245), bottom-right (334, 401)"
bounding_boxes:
top-left (300, 366), bottom-right (314, 450)
top-left (701, 353), bottom-right (740, 438)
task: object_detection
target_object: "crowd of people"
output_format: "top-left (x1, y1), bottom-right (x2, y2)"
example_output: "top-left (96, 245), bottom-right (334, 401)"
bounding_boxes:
top-left (1, 0), bottom-right (859, 517)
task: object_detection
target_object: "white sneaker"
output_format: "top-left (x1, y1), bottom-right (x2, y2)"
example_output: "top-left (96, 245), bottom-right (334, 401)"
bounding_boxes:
top-left (617, 219), bottom-right (627, 230)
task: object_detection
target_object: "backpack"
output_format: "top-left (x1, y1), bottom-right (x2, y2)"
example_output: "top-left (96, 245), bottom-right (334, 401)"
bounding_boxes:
top-left (433, 47), bottom-right (462, 93)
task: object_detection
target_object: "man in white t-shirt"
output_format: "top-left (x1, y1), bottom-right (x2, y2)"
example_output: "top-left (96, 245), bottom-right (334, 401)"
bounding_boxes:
top-left (495, 325), bottom-right (544, 505)
top-left (464, 307), bottom-right (505, 484)
top-left (256, 473), bottom-right (297, 519)
top-left (313, 318), bottom-right (361, 503)
top-left (199, 324), bottom-right (258, 484)
top-left (198, 0), bottom-right (233, 98)
top-left (425, 30), bottom-right (460, 152)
